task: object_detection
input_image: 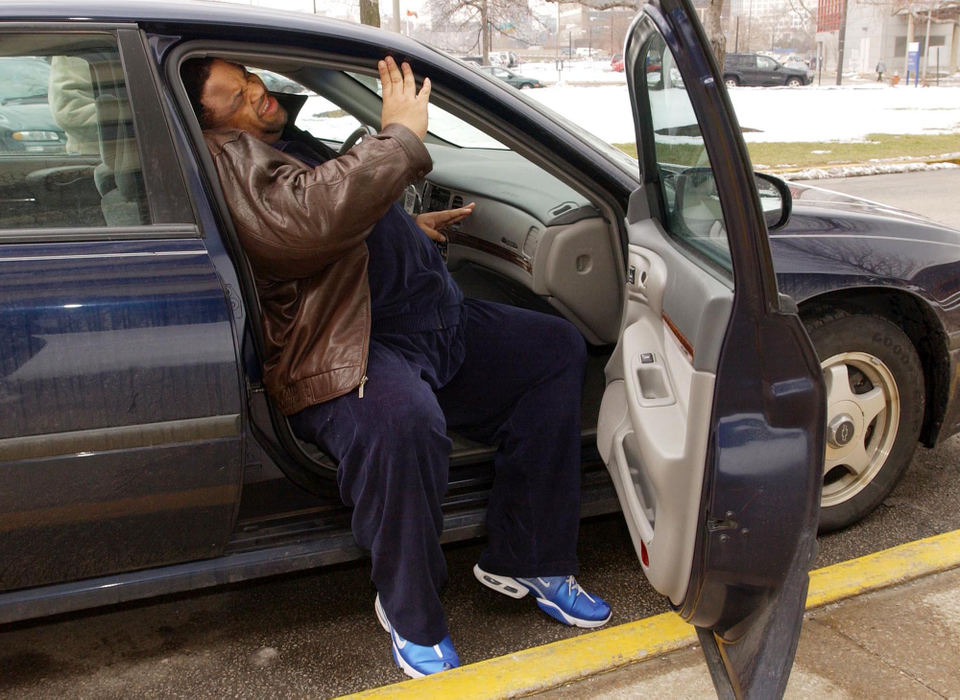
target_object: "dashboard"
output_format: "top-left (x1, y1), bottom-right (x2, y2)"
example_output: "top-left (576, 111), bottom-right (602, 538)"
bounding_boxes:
top-left (419, 144), bottom-right (622, 345)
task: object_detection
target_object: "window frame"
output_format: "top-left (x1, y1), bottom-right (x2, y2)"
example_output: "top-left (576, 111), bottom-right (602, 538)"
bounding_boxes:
top-left (0, 24), bottom-right (196, 242)
top-left (632, 27), bottom-right (734, 282)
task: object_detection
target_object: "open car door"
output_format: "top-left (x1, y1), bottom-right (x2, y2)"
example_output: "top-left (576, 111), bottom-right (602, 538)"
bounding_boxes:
top-left (597, 1), bottom-right (826, 697)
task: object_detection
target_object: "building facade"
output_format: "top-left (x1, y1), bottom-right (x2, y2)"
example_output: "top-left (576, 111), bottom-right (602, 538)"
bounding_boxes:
top-left (815, 0), bottom-right (959, 77)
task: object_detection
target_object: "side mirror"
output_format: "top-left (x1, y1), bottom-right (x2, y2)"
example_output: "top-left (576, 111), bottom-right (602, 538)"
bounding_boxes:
top-left (755, 172), bottom-right (792, 230)
top-left (674, 167), bottom-right (724, 238)
top-left (673, 168), bottom-right (792, 236)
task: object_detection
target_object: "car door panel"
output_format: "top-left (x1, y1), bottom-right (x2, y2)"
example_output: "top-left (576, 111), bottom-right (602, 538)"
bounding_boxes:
top-left (0, 236), bottom-right (243, 591)
top-left (599, 2), bottom-right (825, 696)
top-left (0, 29), bottom-right (243, 593)
top-left (598, 256), bottom-right (722, 604)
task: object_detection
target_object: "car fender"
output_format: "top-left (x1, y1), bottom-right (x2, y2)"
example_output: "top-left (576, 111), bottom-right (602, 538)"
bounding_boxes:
top-left (770, 222), bottom-right (960, 447)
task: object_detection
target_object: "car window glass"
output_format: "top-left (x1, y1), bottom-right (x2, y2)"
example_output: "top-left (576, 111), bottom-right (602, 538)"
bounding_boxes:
top-left (344, 70), bottom-right (507, 149)
top-left (0, 34), bottom-right (149, 231)
top-left (757, 56), bottom-right (777, 71)
top-left (250, 69), bottom-right (369, 144)
top-left (641, 33), bottom-right (732, 275)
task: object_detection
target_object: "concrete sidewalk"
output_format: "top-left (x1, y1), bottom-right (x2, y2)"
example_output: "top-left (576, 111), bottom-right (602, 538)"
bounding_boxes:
top-left (538, 565), bottom-right (960, 698)
top-left (345, 529), bottom-right (960, 699)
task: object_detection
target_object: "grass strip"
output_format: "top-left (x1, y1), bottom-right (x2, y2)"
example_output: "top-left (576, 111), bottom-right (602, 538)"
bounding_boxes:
top-left (613, 132), bottom-right (960, 170)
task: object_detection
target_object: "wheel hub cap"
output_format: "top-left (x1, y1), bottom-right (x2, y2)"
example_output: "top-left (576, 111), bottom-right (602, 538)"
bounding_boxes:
top-left (828, 413), bottom-right (856, 447)
top-left (820, 351), bottom-right (900, 508)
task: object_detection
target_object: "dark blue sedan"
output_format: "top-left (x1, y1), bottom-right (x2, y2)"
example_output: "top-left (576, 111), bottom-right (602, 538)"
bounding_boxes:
top-left (0, 0), bottom-right (957, 694)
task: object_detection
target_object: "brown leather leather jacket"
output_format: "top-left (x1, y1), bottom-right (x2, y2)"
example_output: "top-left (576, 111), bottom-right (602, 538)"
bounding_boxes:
top-left (204, 124), bottom-right (433, 414)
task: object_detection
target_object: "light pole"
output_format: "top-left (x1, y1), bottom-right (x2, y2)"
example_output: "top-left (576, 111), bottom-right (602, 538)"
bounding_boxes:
top-left (835, 0), bottom-right (848, 85)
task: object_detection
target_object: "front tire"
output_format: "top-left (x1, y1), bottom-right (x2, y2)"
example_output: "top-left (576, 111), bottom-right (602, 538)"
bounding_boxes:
top-left (806, 311), bottom-right (924, 533)
top-left (724, 75), bottom-right (739, 87)
top-left (786, 77), bottom-right (803, 87)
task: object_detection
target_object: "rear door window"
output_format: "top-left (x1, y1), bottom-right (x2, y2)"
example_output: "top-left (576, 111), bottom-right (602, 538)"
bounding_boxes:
top-left (0, 34), bottom-right (149, 231)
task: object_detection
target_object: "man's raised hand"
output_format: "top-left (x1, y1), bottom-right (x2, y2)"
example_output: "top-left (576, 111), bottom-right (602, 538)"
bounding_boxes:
top-left (379, 56), bottom-right (430, 140)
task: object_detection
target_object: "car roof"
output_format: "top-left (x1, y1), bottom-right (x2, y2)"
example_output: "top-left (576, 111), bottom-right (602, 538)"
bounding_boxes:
top-left (2, 0), bottom-right (385, 40)
top-left (1, 0), bottom-right (460, 73)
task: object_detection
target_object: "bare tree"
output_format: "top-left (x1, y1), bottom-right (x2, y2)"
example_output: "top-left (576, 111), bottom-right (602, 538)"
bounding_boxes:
top-left (359, 0), bottom-right (381, 27)
top-left (703, 0), bottom-right (726, 67)
top-left (541, 0), bottom-right (726, 65)
top-left (432, 0), bottom-right (535, 63)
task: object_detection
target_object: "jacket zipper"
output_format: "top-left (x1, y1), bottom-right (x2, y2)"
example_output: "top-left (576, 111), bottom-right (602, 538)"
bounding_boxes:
top-left (358, 374), bottom-right (368, 399)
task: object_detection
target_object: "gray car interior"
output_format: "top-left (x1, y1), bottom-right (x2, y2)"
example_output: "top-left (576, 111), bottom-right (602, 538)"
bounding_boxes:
top-left (191, 49), bottom-right (627, 462)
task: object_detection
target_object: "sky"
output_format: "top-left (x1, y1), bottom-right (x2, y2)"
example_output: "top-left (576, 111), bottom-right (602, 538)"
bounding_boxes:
top-left (209, 0), bottom-right (560, 24)
top-left (209, 0), bottom-right (433, 22)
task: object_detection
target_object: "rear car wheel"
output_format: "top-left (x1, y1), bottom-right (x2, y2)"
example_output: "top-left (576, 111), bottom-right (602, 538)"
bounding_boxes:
top-left (806, 311), bottom-right (924, 532)
top-left (786, 77), bottom-right (803, 87)
top-left (724, 75), bottom-right (739, 87)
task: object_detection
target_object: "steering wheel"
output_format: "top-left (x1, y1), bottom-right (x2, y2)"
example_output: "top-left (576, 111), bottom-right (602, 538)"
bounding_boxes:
top-left (338, 124), bottom-right (376, 155)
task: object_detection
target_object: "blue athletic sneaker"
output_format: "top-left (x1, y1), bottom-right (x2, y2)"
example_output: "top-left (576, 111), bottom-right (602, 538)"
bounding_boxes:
top-left (374, 595), bottom-right (460, 678)
top-left (473, 564), bottom-right (612, 628)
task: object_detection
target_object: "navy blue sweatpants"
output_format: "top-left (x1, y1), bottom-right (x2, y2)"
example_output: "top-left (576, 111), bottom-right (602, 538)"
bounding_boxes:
top-left (289, 299), bottom-right (586, 646)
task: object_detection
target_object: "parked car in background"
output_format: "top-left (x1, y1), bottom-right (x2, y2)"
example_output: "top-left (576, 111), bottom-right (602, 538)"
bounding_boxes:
top-left (0, 56), bottom-right (66, 154)
top-left (611, 53), bottom-right (624, 71)
top-left (479, 65), bottom-right (544, 89)
top-left (723, 52), bottom-right (812, 86)
top-left (251, 68), bottom-right (307, 94)
top-left (489, 50), bottom-right (518, 68)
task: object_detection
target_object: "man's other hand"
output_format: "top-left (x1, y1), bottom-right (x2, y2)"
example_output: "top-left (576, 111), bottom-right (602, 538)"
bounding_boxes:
top-left (379, 56), bottom-right (430, 140)
top-left (415, 203), bottom-right (475, 242)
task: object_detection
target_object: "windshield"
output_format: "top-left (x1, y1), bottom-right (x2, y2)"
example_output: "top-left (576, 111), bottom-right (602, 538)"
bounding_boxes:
top-left (346, 71), bottom-right (506, 149)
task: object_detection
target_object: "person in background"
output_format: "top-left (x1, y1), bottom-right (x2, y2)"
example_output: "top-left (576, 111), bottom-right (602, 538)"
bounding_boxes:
top-left (48, 56), bottom-right (99, 155)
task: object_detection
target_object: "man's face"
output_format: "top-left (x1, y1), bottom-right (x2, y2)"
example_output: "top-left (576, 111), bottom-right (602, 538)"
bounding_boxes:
top-left (200, 59), bottom-right (288, 143)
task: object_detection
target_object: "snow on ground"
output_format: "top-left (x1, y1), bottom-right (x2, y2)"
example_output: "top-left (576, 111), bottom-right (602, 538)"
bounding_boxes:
top-left (513, 60), bottom-right (960, 145)
top-left (728, 84), bottom-right (960, 143)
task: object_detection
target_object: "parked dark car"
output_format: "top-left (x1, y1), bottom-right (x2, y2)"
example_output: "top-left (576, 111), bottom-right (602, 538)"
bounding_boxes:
top-left (479, 65), bottom-right (543, 89)
top-left (723, 52), bottom-right (812, 86)
top-left (1, 0), bottom-right (958, 694)
top-left (0, 56), bottom-right (66, 153)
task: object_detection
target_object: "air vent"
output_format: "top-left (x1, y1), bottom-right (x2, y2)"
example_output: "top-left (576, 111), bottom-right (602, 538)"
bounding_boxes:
top-left (550, 203), bottom-right (573, 217)
top-left (428, 185), bottom-right (452, 211)
top-left (451, 194), bottom-right (464, 208)
top-left (522, 226), bottom-right (540, 259)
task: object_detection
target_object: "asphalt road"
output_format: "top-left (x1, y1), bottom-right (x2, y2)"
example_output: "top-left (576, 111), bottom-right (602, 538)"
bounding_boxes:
top-left (795, 168), bottom-right (960, 231)
top-left (1, 170), bottom-right (959, 698)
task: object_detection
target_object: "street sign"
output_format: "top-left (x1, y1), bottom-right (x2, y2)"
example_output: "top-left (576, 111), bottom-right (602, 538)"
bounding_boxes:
top-left (907, 41), bottom-right (920, 86)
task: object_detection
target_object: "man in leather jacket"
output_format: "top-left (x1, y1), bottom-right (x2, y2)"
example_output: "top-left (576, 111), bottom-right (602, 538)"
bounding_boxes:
top-left (183, 55), bottom-right (611, 678)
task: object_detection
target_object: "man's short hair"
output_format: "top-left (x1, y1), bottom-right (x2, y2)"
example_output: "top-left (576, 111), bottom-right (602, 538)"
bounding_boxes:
top-left (181, 57), bottom-right (217, 129)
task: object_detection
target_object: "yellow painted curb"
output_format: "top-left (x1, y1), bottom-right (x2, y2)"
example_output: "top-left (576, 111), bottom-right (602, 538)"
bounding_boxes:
top-left (342, 528), bottom-right (960, 699)
top-left (807, 527), bottom-right (960, 607)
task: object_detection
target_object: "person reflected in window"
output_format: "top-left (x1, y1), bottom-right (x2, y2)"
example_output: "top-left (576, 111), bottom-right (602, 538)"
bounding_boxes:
top-left (48, 56), bottom-right (99, 156)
